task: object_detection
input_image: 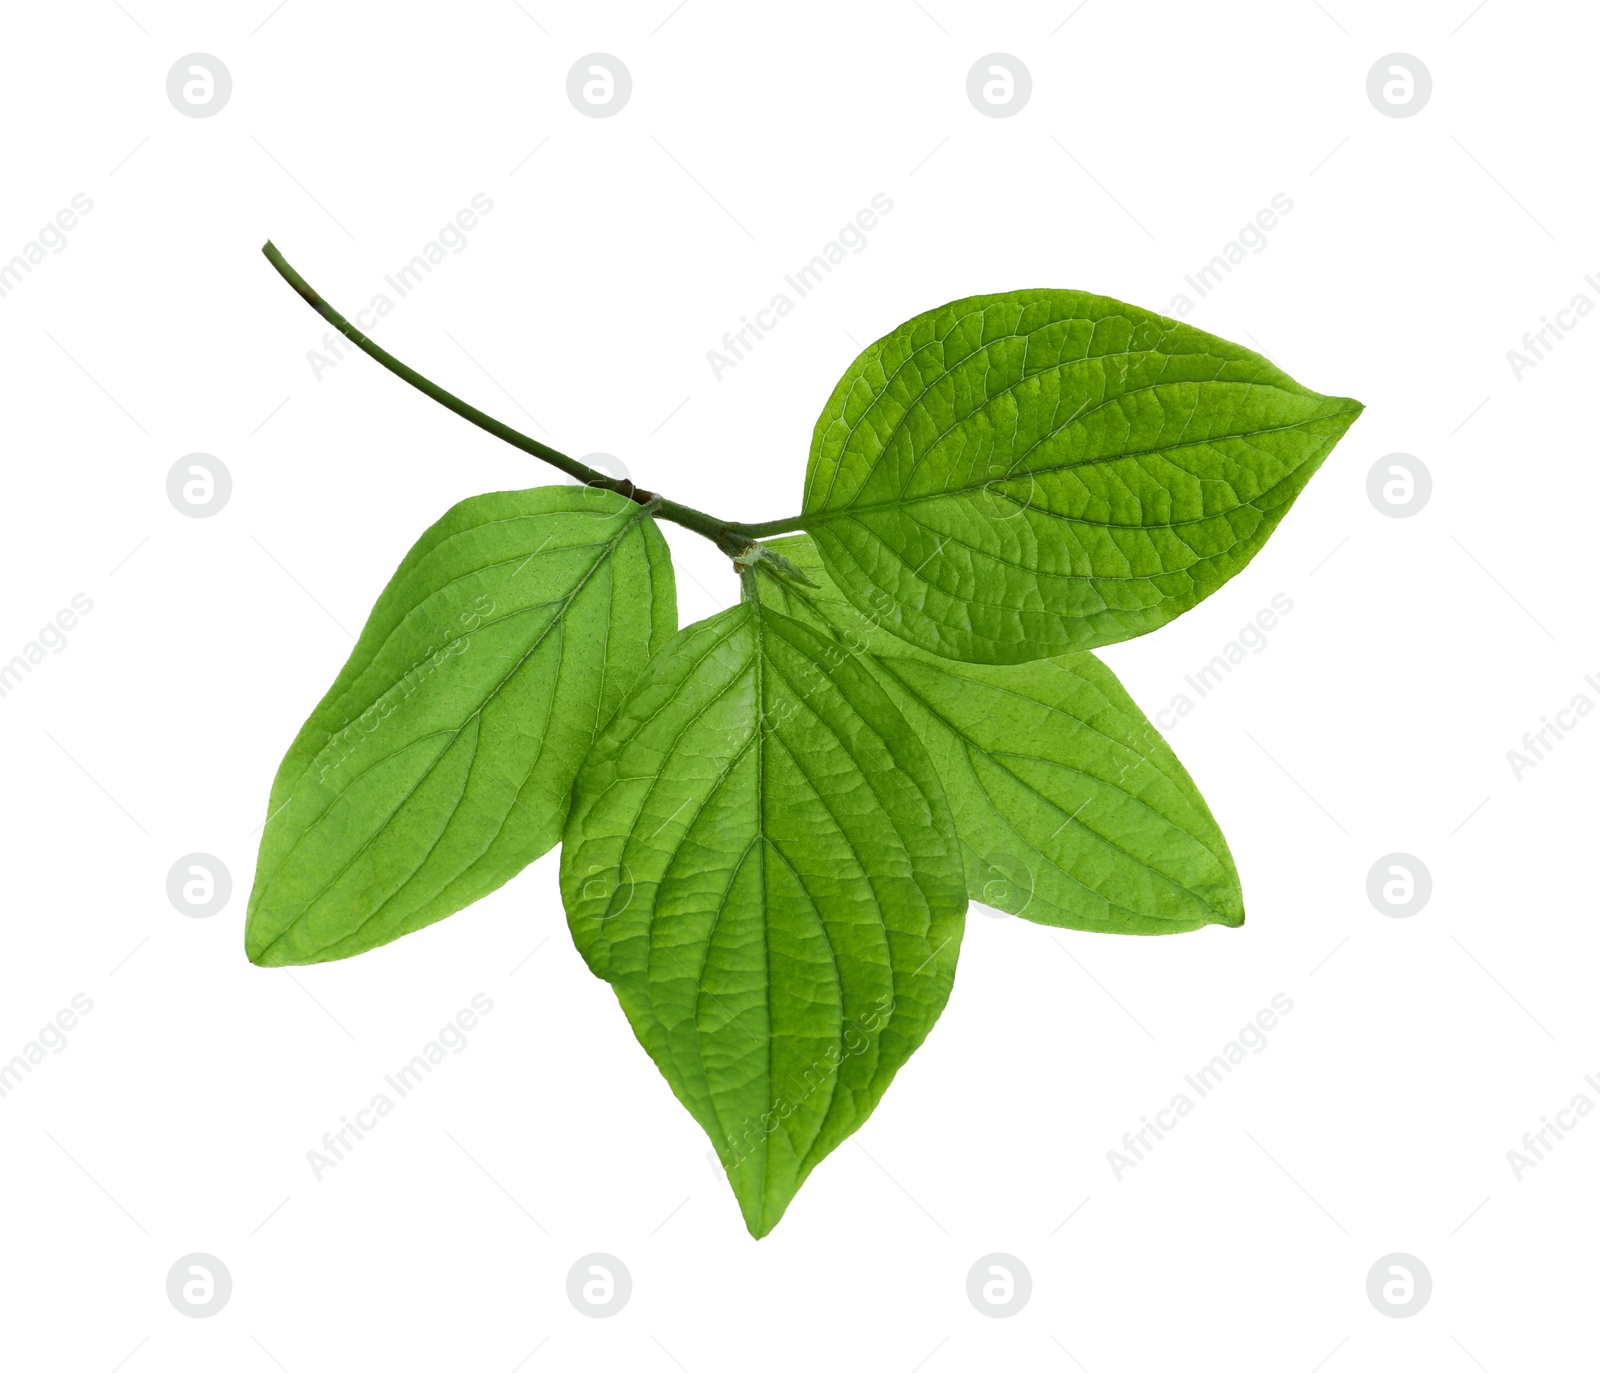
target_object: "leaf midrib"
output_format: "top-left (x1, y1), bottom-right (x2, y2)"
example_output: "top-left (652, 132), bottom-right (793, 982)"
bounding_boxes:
top-left (805, 410), bottom-right (1354, 527)
top-left (324, 506), bottom-right (632, 727)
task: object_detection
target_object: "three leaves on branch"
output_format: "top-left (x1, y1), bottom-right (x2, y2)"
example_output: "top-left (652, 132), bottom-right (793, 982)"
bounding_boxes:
top-left (245, 277), bottom-right (1362, 1237)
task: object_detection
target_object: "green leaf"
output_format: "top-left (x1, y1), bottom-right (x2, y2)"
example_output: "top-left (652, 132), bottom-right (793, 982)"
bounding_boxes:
top-left (755, 534), bottom-right (1243, 934)
top-left (560, 599), bottom-right (967, 1237)
top-left (797, 289), bottom-right (1362, 663)
top-left (246, 486), bottom-right (675, 967)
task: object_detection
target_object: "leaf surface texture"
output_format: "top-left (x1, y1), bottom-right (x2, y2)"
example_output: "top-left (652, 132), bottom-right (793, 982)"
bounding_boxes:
top-left (799, 289), bottom-right (1362, 662)
top-left (561, 599), bottom-right (966, 1236)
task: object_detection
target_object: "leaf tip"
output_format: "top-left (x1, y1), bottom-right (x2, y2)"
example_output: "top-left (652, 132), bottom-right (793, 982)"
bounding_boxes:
top-left (1205, 881), bottom-right (1246, 929)
top-left (244, 923), bottom-right (290, 967)
top-left (742, 1192), bottom-right (793, 1239)
top-left (727, 1162), bottom-right (794, 1239)
top-left (1331, 395), bottom-right (1365, 425)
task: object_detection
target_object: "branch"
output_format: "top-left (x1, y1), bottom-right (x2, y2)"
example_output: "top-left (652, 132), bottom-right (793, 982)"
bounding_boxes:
top-left (261, 241), bottom-right (750, 556)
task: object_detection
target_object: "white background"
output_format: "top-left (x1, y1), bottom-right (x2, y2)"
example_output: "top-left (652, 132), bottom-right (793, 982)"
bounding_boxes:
top-left (0, 1), bottom-right (1592, 1368)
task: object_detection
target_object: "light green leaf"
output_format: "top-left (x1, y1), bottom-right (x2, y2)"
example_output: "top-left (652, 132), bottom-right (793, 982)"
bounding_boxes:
top-left (246, 486), bottom-right (675, 967)
top-left (797, 289), bottom-right (1362, 663)
top-left (560, 598), bottom-right (966, 1237)
top-left (755, 534), bottom-right (1243, 934)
